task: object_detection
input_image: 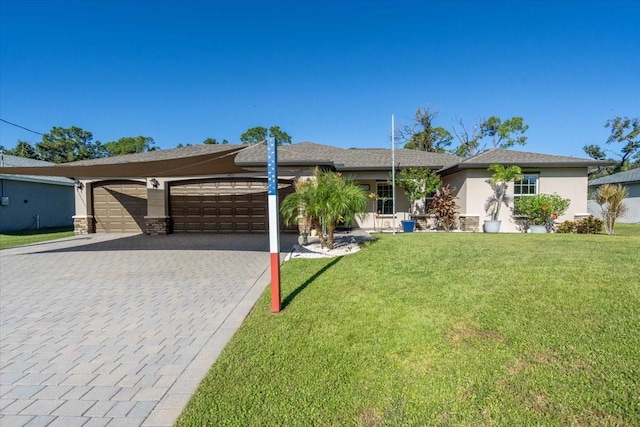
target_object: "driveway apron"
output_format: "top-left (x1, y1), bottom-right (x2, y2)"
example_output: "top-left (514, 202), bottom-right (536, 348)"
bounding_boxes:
top-left (0, 233), bottom-right (297, 427)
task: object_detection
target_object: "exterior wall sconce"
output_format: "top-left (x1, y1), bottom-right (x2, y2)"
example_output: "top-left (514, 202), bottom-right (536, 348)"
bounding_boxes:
top-left (150, 178), bottom-right (160, 189)
top-left (74, 180), bottom-right (84, 190)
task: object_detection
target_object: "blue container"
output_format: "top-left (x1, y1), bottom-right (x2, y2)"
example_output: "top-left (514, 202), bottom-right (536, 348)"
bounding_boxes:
top-left (401, 220), bottom-right (415, 233)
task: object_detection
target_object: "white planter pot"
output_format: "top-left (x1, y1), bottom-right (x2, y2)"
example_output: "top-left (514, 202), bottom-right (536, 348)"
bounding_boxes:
top-left (483, 220), bottom-right (501, 233)
top-left (528, 225), bottom-right (547, 234)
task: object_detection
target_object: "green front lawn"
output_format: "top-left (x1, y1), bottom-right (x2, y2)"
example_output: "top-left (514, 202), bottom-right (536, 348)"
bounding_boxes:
top-left (0, 227), bottom-right (75, 249)
top-left (178, 227), bottom-right (640, 426)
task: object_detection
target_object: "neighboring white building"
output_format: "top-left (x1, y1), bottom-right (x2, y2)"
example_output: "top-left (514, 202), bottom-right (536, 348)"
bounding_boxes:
top-left (588, 168), bottom-right (640, 224)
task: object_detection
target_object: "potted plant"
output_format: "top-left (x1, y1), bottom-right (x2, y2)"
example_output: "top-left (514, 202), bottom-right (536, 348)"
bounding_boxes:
top-left (484, 164), bottom-right (522, 233)
top-left (513, 193), bottom-right (570, 233)
top-left (394, 167), bottom-right (441, 232)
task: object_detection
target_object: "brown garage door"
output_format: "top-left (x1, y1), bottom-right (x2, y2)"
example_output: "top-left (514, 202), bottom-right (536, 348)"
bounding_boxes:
top-left (170, 179), bottom-right (295, 233)
top-left (93, 181), bottom-right (147, 233)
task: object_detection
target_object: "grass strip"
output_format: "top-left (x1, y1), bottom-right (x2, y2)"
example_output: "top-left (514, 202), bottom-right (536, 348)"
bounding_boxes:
top-left (0, 227), bottom-right (75, 249)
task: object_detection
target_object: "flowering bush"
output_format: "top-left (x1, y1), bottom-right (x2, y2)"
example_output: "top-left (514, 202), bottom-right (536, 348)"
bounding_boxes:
top-left (513, 193), bottom-right (570, 229)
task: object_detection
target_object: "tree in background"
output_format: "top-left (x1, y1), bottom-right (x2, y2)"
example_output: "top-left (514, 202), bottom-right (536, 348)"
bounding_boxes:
top-left (451, 118), bottom-right (483, 157)
top-left (203, 138), bottom-right (229, 145)
top-left (5, 127), bottom-right (161, 162)
top-left (3, 140), bottom-right (38, 159)
top-left (397, 108), bottom-right (453, 153)
top-left (583, 116), bottom-right (639, 174)
top-left (240, 126), bottom-right (292, 145)
top-left (36, 126), bottom-right (105, 163)
top-left (453, 116), bottom-right (529, 157)
top-left (103, 136), bottom-right (156, 156)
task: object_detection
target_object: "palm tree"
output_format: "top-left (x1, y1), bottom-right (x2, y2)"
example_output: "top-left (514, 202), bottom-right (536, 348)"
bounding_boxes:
top-left (280, 177), bottom-right (318, 245)
top-left (281, 168), bottom-right (368, 249)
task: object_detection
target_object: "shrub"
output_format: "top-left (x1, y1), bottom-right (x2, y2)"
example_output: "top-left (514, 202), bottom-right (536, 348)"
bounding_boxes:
top-left (428, 184), bottom-right (459, 231)
top-left (513, 193), bottom-right (571, 231)
top-left (557, 221), bottom-right (577, 234)
top-left (393, 167), bottom-right (441, 215)
top-left (576, 215), bottom-right (604, 234)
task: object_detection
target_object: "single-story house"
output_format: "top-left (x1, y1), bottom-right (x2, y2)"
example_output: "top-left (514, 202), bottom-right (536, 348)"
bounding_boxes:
top-left (0, 142), bottom-right (610, 234)
top-left (588, 168), bottom-right (640, 223)
top-left (0, 153), bottom-right (75, 232)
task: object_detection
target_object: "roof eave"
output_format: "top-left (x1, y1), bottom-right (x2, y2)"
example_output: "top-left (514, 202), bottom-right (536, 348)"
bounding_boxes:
top-left (440, 160), bottom-right (614, 175)
top-left (0, 174), bottom-right (75, 186)
top-left (337, 165), bottom-right (445, 172)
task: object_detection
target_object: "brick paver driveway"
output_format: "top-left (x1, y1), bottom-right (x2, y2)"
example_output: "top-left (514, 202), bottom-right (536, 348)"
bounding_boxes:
top-left (0, 233), bottom-right (297, 426)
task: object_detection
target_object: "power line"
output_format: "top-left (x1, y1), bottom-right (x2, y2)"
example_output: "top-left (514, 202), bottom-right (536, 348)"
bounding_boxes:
top-left (0, 118), bottom-right (45, 136)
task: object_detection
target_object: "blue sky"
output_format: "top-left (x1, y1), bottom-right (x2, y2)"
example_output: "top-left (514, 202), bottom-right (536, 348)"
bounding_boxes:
top-left (1, 0), bottom-right (638, 158)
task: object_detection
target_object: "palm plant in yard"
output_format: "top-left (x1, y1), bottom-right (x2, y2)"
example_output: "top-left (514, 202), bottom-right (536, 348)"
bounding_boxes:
top-left (593, 183), bottom-right (629, 235)
top-left (281, 168), bottom-right (368, 249)
top-left (280, 177), bottom-right (316, 244)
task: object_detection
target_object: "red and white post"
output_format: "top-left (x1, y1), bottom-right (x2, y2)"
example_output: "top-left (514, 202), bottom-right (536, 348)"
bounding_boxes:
top-left (267, 138), bottom-right (281, 312)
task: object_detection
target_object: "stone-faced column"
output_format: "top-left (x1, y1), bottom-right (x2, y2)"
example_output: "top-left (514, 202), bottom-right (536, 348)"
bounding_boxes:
top-left (72, 179), bottom-right (95, 234)
top-left (144, 178), bottom-right (170, 235)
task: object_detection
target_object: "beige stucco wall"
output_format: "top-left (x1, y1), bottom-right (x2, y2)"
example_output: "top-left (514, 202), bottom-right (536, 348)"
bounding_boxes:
top-left (73, 180), bottom-right (92, 217)
top-left (452, 167), bottom-right (590, 232)
top-left (441, 170), bottom-right (470, 215)
top-left (538, 168), bottom-right (590, 218)
top-left (350, 173), bottom-right (409, 231)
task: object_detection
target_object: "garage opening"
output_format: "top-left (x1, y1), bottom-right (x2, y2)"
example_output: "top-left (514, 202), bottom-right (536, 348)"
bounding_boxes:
top-left (93, 181), bottom-right (147, 233)
top-left (170, 178), bottom-right (296, 233)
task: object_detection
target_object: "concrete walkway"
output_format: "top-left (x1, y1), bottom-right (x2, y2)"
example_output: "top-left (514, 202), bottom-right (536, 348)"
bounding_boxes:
top-left (0, 233), bottom-right (297, 426)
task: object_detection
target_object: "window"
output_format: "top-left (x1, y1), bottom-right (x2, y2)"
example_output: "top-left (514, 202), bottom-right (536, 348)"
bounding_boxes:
top-left (376, 182), bottom-right (393, 214)
top-left (514, 175), bottom-right (538, 196)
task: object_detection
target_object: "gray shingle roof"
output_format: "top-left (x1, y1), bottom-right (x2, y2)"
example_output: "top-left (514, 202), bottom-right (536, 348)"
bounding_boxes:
top-left (235, 142), bottom-right (336, 166)
top-left (589, 168), bottom-right (640, 186)
top-left (235, 142), bottom-right (461, 170)
top-left (0, 154), bottom-right (74, 185)
top-left (334, 148), bottom-right (460, 170)
top-left (440, 148), bottom-right (611, 174)
top-left (1, 143), bottom-right (613, 179)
